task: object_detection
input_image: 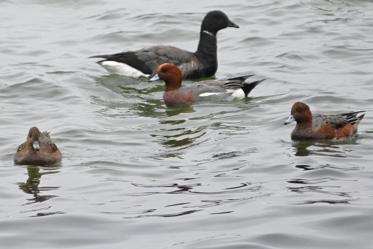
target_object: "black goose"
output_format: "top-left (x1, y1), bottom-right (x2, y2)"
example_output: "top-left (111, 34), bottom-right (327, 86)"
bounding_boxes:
top-left (91, 10), bottom-right (239, 79)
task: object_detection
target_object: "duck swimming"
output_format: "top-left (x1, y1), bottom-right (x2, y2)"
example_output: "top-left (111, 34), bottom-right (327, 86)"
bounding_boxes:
top-left (14, 127), bottom-right (62, 166)
top-left (91, 10), bottom-right (239, 79)
top-left (285, 102), bottom-right (365, 140)
top-left (150, 63), bottom-right (263, 107)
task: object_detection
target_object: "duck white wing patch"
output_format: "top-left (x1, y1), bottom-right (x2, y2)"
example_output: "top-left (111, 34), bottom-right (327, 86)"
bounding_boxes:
top-left (100, 61), bottom-right (149, 78)
top-left (199, 89), bottom-right (246, 99)
top-left (199, 92), bottom-right (222, 97)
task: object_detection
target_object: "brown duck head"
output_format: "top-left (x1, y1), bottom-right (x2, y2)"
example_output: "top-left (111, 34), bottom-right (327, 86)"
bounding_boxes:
top-left (14, 127), bottom-right (62, 166)
top-left (150, 63), bottom-right (183, 91)
top-left (285, 102), bottom-right (312, 126)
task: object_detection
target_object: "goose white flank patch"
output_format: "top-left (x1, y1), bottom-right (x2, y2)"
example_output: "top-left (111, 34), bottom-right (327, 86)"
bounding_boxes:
top-left (100, 61), bottom-right (149, 78)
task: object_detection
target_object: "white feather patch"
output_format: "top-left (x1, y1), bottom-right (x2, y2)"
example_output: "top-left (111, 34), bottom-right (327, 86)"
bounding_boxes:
top-left (356, 112), bottom-right (366, 123)
top-left (100, 61), bottom-right (149, 78)
top-left (231, 89), bottom-right (245, 99)
top-left (199, 92), bottom-right (222, 97)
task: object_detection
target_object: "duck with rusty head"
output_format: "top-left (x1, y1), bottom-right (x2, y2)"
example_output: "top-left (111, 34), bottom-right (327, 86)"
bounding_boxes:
top-left (14, 127), bottom-right (62, 166)
top-left (150, 63), bottom-right (264, 107)
top-left (285, 102), bottom-right (365, 140)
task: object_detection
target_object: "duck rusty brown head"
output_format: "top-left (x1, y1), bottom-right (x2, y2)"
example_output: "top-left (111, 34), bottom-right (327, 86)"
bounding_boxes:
top-left (284, 102), bottom-right (312, 125)
top-left (14, 127), bottom-right (62, 166)
top-left (150, 63), bottom-right (183, 91)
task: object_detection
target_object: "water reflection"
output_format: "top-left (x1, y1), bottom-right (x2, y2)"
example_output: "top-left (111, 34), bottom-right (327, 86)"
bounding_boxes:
top-left (94, 74), bottom-right (143, 88)
top-left (287, 179), bottom-right (352, 205)
top-left (127, 179), bottom-right (263, 219)
top-left (94, 74), bottom-right (196, 117)
top-left (133, 99), bottom-right (165, 117)
top-left (295, 164), bottom-right (314, 171)
top-left (132, 97), bottom-right (195, 118)
top-left (157, 124), bottom-right (207, 149)
top-left (18, 166), bottom-right (60, 204)
top-left (287, 175), bottom-right (353, 205)
top-left (292, 138), bottom-right (358, 157)
top-left (292, 141), bottom-right (314, 156)
top-left (94, 74), bottom-right (164, 96)
top-left (303, 199), bottom-right (350, 205)
top-left (135, 99), bottom-right (203, 153)
top-left (95, 74), bottom-right (206, 155)
top-left (165, 106), bottom-right (194, 117)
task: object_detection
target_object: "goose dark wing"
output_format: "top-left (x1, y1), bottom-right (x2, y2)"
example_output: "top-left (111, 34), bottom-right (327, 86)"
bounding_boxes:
top-left (91, 46), bottom-right (196, 75)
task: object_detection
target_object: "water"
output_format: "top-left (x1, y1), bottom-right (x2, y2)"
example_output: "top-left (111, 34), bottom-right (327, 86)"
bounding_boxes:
top-left (1, 0), bottom-right (373, 248)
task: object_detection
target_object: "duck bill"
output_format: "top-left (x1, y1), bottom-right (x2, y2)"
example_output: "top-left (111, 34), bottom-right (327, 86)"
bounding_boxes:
top-left (284, 115), bottom-right (295, 125)
top-left (32, 141), bottom-right (40, 151)
top-left (149, 74), bottom-right (160, 82)
top-left (228, 20), bottom-right (239, 28)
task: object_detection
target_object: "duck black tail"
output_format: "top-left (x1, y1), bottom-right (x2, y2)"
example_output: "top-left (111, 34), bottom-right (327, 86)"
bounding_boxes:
top-left (342, 111), bottom-right (366, 125)
top-left (227, 74), bottom-right (254, 82)
top-left (242, 79), bottom-right (265, 97)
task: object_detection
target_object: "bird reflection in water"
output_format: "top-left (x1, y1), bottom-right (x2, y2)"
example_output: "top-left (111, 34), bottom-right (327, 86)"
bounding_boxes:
top-left (18, 166), bottom-right (60, 204)
top-left (292, 139), bottom-right (356, 157)
top-left (292, 141), bottom-right (314, 156)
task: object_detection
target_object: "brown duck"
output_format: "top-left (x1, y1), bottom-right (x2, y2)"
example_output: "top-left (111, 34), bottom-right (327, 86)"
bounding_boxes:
top-left (15, 127), bottom-right (62, 166)
top-left (285, 102), bottom-right (365, 140)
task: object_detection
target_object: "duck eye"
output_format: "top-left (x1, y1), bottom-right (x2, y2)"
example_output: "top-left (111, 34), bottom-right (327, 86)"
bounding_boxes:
top-left (295, 107), bottom-right (303, 113)
top-left (51, 143), bottom-right (58, 152)
top-left (17, 144), bottom-right (24, 151)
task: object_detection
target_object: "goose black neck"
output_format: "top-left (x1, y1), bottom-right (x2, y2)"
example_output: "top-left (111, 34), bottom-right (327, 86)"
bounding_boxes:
top-left (195, 30), bottom-right (217, 59)
top-left (194, 30), bottom-right (218, 77)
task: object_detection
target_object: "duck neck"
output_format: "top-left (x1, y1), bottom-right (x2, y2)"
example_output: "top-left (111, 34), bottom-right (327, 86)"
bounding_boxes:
top-left (296, 120), bottom-right (313, 130)
top-left (195, 29), bottom-right (217, 61)
top-left (165, 80), bottom-right (182, 91)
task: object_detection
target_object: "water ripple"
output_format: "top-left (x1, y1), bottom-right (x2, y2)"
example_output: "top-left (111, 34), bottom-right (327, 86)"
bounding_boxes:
top-left (1, 0), bottom-right (373, 248)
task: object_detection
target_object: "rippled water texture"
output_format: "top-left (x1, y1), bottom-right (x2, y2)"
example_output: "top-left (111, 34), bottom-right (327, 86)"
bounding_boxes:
top-left (1, 0), bottom-right (373, 248)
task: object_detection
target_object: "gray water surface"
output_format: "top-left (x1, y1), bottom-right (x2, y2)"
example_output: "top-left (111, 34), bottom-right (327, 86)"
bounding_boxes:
top-left (1, 0), bottom-right (373, 248)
